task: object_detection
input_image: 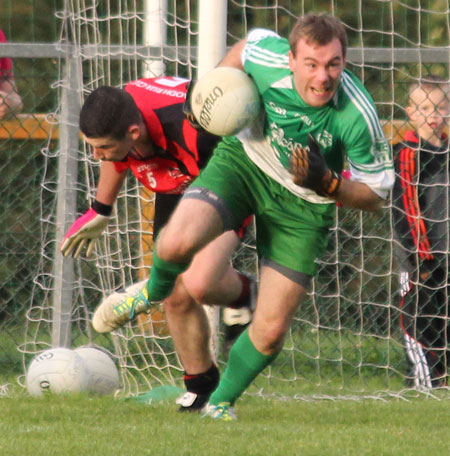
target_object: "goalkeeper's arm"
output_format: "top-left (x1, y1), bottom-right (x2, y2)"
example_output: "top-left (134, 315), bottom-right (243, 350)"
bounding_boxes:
top-left (60, 162), bottom-right (126, 258)
top-left (290, 134), bottom-right (384, 212)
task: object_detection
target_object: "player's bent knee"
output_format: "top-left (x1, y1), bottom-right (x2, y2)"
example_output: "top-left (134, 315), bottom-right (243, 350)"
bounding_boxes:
top-left (182, 277), bottom-right (215, 304)
top-left (157, 236), bottom-right (197, 263)
top-left (251, 323), bottom-right (287, 354)
top-left (158, 225), bottom-right (208, 264)
top-left (163, 293), bottom-right (196, 314)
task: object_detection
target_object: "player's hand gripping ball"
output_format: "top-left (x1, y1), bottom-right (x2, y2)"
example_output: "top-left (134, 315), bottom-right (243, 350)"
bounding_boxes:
top-left (189, 66), bottom-right (261, 136)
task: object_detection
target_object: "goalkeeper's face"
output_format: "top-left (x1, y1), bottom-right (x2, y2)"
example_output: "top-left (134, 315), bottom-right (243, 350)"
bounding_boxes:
top-left (85, 134), bottom-right (134, 162)
top-left (288, 37), bottom-right (345, 107)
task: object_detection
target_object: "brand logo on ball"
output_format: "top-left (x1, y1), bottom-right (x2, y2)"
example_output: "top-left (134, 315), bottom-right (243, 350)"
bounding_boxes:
top-left (198, 86), bottom-right (223, 128)
top-left (40, 380), bottom-right (50, 390)
top-left (37, 352), bottom-right (54, 362)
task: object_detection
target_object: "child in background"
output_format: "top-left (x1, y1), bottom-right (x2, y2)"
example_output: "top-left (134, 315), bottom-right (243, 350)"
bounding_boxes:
top-left (392, 75), bottom-right (450, 389)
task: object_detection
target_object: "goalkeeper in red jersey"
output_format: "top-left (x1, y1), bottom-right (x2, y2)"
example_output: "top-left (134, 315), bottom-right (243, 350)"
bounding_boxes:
top-left (60, 76), bottom-right (255, 411)
top-left (392, 75), bottom-right (450, 389)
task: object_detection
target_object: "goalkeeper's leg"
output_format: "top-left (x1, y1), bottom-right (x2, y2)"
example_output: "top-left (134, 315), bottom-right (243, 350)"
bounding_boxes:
top-left (181, 230), bottom-right (256, 359)
top-left (148, 201), bottom-right (255, 411)
top-left (168, 231), bottom-right (255, 411)
top-left (93, 197), bottom-right (256, 410)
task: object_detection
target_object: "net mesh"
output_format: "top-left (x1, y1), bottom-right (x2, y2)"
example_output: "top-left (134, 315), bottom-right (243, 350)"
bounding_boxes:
top-left (20, 0), bottom-right (450, 399)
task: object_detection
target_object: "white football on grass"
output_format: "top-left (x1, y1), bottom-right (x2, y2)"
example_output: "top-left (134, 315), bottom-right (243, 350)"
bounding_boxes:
top-left (74, 347), bottom-right (120, 395)
top-left (26, 347), bottom-right (89, 396)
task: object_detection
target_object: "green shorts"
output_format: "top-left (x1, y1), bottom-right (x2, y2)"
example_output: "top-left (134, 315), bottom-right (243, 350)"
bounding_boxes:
top-left (185, 137), bottom-right (335, 277)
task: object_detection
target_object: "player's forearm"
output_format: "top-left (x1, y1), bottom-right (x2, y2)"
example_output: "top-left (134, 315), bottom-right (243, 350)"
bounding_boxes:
top-left (334, 179), bottom-right (385, 212)
top-left (95, 161), bottom-right (127, 206)
top-left (218, 39), bottom-right (246, 69)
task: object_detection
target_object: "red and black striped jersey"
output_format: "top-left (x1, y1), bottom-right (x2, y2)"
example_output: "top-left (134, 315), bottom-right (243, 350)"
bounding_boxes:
top-left (113, 76), bottom-right (220, 194)
top-left (392, 130), bottom-right (449, 264)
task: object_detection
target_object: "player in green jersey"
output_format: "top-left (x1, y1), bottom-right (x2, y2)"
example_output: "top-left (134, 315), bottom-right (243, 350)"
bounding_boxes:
top-left (93, 13), bottom-right (395, 420)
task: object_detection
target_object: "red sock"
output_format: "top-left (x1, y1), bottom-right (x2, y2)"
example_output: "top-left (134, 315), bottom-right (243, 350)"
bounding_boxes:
top-left (228, 273), bottom-right (250, 309)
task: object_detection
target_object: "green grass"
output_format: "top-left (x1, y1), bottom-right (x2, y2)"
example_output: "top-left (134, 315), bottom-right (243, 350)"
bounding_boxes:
top-left (2, 326), bottom-right (448, 454)
top-left (0, 391), bottom-right (449, 455)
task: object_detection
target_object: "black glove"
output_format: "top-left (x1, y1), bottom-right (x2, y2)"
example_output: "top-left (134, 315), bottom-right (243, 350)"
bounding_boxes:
top-left (183, 80), bottom-right (202, 129)
top-left (290, 133), bottom-right (342, 197)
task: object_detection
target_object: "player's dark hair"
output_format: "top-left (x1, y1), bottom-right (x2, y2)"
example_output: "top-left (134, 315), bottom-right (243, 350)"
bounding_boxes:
top-left (79, 86), bottom-right (142, 140)
top-left (289, 13), bottom-right (347, 59)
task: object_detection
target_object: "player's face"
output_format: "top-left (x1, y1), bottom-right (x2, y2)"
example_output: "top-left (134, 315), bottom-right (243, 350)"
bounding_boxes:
top-left (84, 135), bottom-right (134, 162)
top-left (407, 87), bottom-right (450, 140)
top-left (288, 37), bottom-right (346, 107)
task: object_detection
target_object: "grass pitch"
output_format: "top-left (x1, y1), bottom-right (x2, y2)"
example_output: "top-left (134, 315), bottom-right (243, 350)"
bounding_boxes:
top-left (0, 390), bottom-right (449, 456)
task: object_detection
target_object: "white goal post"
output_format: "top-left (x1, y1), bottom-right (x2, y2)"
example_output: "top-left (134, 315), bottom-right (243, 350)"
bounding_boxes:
top-left (21, 0), bottom-right (450, 400)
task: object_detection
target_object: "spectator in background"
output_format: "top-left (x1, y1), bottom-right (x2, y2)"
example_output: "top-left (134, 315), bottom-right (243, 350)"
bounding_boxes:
top-left (392, 75), bottom-right (450, 389)
top-left (0, 29), bottom-right (23, 118)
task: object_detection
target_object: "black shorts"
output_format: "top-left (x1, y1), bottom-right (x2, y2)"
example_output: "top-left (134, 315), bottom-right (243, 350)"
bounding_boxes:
top-left (153, 193), bottom-right (182, 240)
top-left (153, 193), bottom-right (253, 241)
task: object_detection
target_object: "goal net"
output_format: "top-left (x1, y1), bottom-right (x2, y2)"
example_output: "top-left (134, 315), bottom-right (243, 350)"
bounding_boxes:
top-left (22, 0), bottom-right (450, 400)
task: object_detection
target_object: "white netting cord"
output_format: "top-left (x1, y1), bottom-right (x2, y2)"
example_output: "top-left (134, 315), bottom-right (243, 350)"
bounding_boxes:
top-left (22, 1), bottom-right (450, 400)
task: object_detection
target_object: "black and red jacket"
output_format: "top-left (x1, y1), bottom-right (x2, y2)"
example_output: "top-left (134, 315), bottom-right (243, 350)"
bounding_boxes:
top-left (392, 130), bottom-right (450, 270)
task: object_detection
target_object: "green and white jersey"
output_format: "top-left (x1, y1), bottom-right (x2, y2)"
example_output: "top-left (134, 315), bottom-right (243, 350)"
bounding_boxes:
top-left (235, 28), bottom-right (395, 204)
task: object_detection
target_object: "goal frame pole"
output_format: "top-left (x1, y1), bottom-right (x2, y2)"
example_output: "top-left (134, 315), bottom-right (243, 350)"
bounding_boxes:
top-left (143, 0), bottom-right (167, 77)
top-left (52, 53), bottom-right (82, 348)
top-left (197, 0), bottom-right (228, 361)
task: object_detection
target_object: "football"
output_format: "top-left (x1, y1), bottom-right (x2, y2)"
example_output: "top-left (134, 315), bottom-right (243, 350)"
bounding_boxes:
top-left (74, 346), bottom-right (120, 395)
top-left (26, 347), bottom-right (89, 396)
top-left (190, 66), bottom-right (261, 136)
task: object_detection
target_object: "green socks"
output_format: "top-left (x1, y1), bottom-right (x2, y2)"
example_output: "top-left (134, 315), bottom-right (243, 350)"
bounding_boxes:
top-left (146, 251), bottom-right (190, 302)
top-left (209, 328), bottom-right (279, 405)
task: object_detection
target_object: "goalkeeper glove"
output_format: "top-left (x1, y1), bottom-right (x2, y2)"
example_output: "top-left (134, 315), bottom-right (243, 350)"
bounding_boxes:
top-left (290, 133), bottom-right (342, 197)
top-left (60, 201), bottom-right (112, 258)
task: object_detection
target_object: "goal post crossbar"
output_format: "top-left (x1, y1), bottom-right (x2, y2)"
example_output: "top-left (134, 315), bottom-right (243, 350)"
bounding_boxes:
top-left (1, 42), bottom-right (449, 64)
